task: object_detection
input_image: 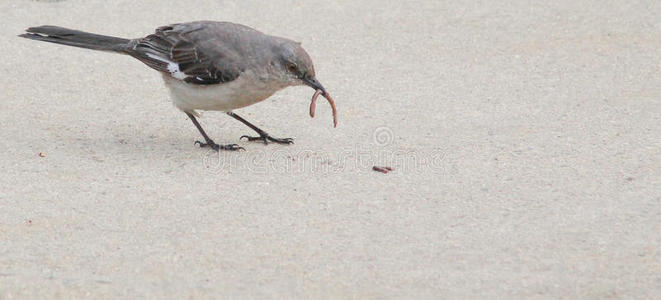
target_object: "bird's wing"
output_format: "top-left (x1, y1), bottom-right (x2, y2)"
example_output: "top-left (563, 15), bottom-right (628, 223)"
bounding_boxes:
top-left (127, 22), bottom-right (244, 85)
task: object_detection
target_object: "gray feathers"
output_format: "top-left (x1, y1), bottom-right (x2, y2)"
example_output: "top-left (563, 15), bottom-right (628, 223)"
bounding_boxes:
top-left (19, 25), bottom-right (130, 52)
top-left (20, 21), bottom-right (316, 87)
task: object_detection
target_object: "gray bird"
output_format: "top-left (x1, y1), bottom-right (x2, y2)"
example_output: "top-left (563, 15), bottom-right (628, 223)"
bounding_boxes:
top-left (19, 21), bottom-right (337, 151)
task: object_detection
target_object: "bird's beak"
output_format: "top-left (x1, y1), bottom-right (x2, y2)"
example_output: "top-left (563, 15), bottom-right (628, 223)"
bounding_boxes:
top-left (302, 76), bottom-right (326, 94)
top-left (306, 75), bottom-right (338, 128)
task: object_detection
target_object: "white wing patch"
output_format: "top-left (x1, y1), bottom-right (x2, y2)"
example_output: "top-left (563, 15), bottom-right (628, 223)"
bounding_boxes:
top-left (146, 53), bottom-right (187, 80)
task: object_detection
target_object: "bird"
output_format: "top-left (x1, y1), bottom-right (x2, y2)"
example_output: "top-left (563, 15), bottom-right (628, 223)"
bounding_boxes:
top-left (18, 21), bottom-right (337, 151)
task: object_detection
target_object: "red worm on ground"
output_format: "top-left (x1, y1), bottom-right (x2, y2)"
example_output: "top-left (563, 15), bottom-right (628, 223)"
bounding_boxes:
top-left (372, 166), bottom-right (393, 174)
top-left (310, 89), bottom-right (338, 127)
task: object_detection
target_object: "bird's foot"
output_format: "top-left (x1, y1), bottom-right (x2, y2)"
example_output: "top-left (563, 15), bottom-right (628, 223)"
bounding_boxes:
top-left (194, 140), bottom-right (244, 151)
top-left (240, 133), bottom-right (294, 145)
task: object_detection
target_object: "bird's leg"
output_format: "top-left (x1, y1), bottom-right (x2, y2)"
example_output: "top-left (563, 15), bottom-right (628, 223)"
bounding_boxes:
top-left (186, 113), bottom-right (244, 151)
top-left (226, 112), bottom-right (294, 145)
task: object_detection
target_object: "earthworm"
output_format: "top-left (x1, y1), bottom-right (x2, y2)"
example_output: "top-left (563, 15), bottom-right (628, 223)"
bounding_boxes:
top-left (310, 89), bottom-right (338, 128)
top-left (372, 166), bottom-right (393, 174)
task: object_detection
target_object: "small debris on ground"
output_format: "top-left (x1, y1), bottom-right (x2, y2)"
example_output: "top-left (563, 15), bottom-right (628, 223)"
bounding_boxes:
top-left (372, 166), bottom-right (393, 174)
top-left (38, 152), bottom-right (46, 157)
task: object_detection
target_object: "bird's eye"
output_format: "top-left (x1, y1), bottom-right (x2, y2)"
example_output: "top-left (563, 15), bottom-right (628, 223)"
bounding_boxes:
top-left (287, 63), bottom-right (297, 73)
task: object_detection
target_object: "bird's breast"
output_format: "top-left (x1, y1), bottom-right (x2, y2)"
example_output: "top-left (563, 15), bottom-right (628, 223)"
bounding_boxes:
top-left (161, 71), bottom-right (286, 113)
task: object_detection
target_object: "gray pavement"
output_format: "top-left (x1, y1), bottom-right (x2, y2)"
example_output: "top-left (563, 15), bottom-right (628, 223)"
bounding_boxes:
top-left (1, 0), bottom-right (660, 298)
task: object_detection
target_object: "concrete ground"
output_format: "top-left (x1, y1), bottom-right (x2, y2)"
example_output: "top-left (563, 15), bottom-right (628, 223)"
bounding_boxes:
top-left (1, 0), bottom-right (660, 298)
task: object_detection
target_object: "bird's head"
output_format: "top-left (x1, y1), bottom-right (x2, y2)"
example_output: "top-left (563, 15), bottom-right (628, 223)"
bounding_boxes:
top-left (273, 40), bottom-right (325, 93)
top-left (271, 38), bottom-right (337, 128)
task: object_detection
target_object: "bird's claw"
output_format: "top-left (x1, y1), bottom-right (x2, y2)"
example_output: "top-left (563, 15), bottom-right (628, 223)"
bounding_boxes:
top-left (194, 140), bottom-right (245, 151)
top-left (239, 134), bottom-right (294, 145)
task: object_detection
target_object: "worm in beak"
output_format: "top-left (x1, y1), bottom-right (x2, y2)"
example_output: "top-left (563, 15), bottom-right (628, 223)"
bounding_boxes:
top-left (309, 89), bottom-right (337, 128)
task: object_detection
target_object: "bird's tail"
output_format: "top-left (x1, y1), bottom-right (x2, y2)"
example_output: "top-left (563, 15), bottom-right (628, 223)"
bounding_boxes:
top-left (18, 25), bottom-right (130, 52)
